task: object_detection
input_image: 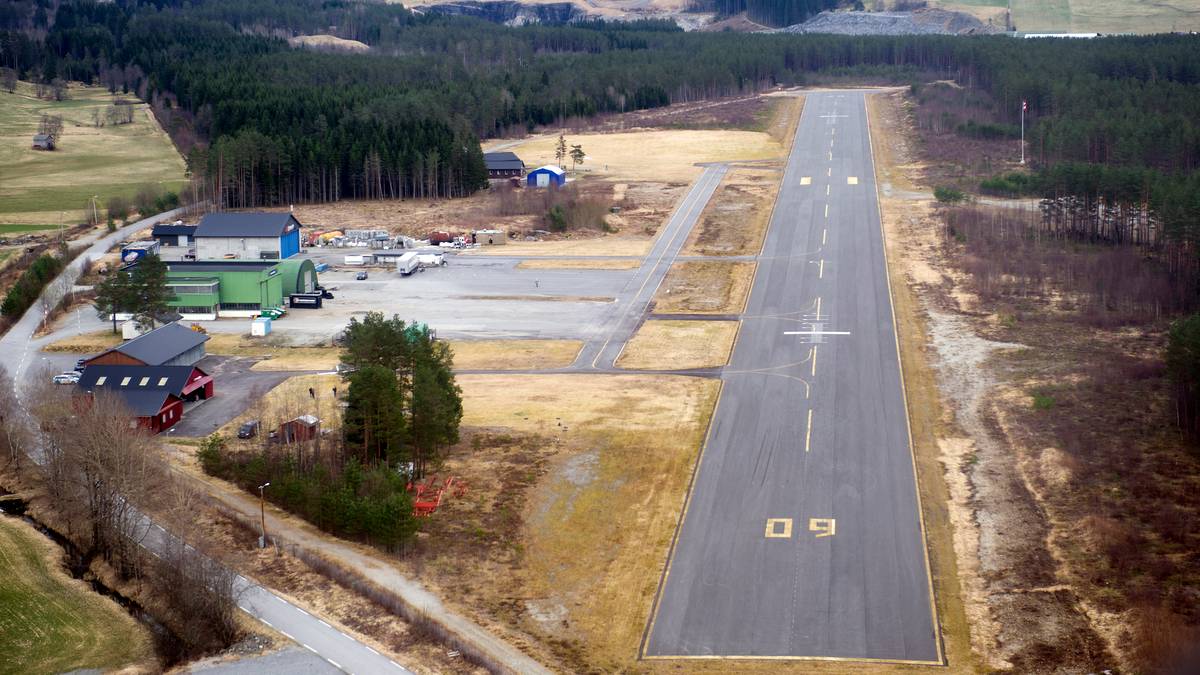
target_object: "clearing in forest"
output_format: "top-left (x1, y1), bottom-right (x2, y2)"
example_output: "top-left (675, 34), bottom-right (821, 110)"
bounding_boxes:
top-left (0, 82), bottom-right (186, 227)
top-left (484, 128), bottom-right (785, 183)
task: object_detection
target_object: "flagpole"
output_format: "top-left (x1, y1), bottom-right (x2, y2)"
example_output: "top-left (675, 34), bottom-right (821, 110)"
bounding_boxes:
top-left (1020, 100), bottom-right (1026, 165)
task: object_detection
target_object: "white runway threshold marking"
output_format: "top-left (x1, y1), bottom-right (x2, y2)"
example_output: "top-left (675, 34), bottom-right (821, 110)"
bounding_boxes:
top-left (783, 330), bottom-right (852, 335)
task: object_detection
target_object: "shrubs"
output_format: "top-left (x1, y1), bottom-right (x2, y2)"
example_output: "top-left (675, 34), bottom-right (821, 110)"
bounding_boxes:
top-left (1166, 313), bottom-right (1200, 436)
top-left (0, 253), bottom-right (63, 317)
top-left (133, 184), bottom-right (179, 217)
top-left (106, 195), bottom-right (131, 222)
top-left (203, 448), bottom-right (418, 550)
top-left (933, 185), bottom-right (966, 203)
top-left (957, 119), bottom-right (1018, 140)
top-left (980, 171), bottom-right (1040, 197)
top-left (492, 183), bottom-right (611, 232)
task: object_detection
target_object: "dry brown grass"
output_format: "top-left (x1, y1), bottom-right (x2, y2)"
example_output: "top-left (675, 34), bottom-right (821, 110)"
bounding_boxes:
top-left (867, 90), bottom-right (984, 673)
top-left (484, 128), bottom-right (785, 183)
top-left (287, 34), bottom-right (370, 51)
top-left (653, 261), bottom-right (755, 314)
top-left (155, 447), bottom-right (483, 675)
top-left (42, 329), bottom-right (123, 353)
top-left (682, 168), bottom-right (779, 256)
top-left (514, 258), bottom-right (640, 270)
top-left (213, 373), bottom-right (341, 438)
top-left (616, 319), bottom-right (738, 370)
top-left (451, 374), bottom-right (720, 670)
top-left (248, 352), bottom-right (340, 371)
top-left (466, 236), bottom-right (655, 258)
top-left (448, 339), bottom-right (582, 370)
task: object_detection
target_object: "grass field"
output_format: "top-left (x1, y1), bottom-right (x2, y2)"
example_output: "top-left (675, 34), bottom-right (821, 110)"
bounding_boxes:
top-left (0, 516), bottom-right (153, 675)
top-left (484, 128), bottom-right (786, 183)
top-left (454, 373), bottom-right (719, 670)
top-left (0, 81), bottom-right (187, 226)
top-left (0, 224), bottom-right (56, 235)
top-left (935, 0), bottom-right (1200, 32)
top-left (616, 319), bottom-right (739, 370)
top-left (515, 258), bottom-right (641, 270)
top-left (653, 260), bottom-right (756, 314)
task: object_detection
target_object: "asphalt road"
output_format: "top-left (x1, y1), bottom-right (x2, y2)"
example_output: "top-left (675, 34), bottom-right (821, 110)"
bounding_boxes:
top-left (0, 209), bottom-right (414, 675)
top-left (642, 92), bottom-right (942, 663)
top-left (575, 163), bottom-right (727, 369)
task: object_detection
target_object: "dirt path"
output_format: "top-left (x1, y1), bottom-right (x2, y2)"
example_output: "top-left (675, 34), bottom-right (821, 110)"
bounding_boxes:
top-left (172, 464), bottom-right (552, 675)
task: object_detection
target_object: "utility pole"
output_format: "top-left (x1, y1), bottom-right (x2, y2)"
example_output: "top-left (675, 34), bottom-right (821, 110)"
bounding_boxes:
top-left (258, 482), bottom-right (270, 548)
top-left (1020, 99), bottom-right (1026, 165)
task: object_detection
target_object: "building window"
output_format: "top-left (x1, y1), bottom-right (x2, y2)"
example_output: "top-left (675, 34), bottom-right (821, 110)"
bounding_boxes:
top-left (219, 302), bottom-right (262, 311)
top-left (95, 376), bottom-right (107, 386)
top-left (139, 377), bottom-right (149, 386)
top-left (168, 282), bottom-right (218, 295)
top-left (120, 377), bottom-right (131, 386)
top-left (158, 377), bottom-right (169, 386)
top-left (259, 251), bottom-right (280, 259)
top-left (175, 305), bottom-right (215, 314)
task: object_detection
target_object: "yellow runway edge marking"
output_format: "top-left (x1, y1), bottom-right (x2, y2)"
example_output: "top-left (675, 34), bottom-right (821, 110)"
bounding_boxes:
top-left (810, 344), bottom-right (818, 377)
top-left (805, 408), bottom-right (813, 452)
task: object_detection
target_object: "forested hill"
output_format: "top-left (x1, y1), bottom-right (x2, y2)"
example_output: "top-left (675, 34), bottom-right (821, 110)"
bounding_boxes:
top-left (1, 1), bottom-right (1198, 211)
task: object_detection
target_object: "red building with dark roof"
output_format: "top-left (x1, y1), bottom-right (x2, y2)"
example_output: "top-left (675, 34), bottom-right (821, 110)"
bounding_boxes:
top-left (76, 365), bottom-right (213, 434)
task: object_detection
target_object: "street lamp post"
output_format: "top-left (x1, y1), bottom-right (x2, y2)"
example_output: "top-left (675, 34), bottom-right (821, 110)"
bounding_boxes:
top-left (258, 482), bottom-right (270, 548)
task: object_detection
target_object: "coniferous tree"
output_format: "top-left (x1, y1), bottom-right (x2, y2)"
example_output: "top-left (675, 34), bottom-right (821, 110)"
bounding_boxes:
top-left (129, 254), bottom-right (172, 328)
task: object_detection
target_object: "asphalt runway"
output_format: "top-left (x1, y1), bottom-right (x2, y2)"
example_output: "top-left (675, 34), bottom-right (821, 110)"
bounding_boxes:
top-left (642, 91), bottom-right (942, 663)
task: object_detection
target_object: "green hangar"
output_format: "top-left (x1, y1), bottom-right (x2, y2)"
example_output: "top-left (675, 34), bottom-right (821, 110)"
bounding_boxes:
top-left (165, 259), bottom-right (319, 319)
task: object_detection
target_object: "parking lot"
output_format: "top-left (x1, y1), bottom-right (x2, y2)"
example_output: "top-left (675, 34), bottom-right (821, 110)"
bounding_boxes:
top-left (194, 248), bottom-right (641, 343)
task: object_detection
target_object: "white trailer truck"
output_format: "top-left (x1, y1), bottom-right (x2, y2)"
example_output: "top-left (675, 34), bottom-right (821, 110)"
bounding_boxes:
top-left (396, 251), bottom-right (420, 276)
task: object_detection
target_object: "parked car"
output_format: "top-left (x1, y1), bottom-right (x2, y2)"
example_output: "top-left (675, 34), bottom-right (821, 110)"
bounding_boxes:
top-left (52, 372), bottom-right (80, 385)
top-left (355, 271), bottom-right (368, 280)
top-left (74, 358), bottom-right (87, 372)
top-left (237, 420), bottom-right (260, 439)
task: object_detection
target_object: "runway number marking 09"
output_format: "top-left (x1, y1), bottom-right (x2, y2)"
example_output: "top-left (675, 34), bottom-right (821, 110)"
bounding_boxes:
top-left (764, 517), bottom-right (836, 538)
top-left (765, 518), bottom-right (793, 538)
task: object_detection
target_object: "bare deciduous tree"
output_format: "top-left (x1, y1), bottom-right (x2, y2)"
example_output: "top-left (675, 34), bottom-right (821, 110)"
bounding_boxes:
top-left (0, 67), bottom-right (16, 94)
top-left (38, 113), bottom-right (63, 141)
top-left (151, 536), bottom-right (243, 654)
top-left (0, 366), bottom-right (29, 469)
top-left (35, 386), bottom-right (164, 571)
